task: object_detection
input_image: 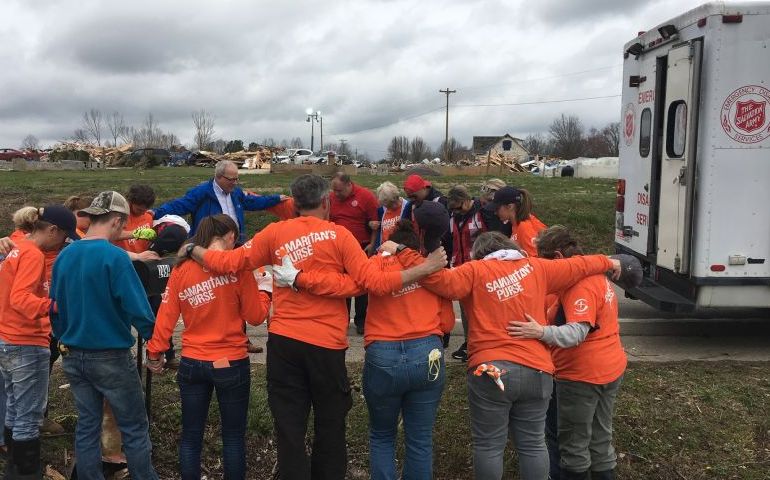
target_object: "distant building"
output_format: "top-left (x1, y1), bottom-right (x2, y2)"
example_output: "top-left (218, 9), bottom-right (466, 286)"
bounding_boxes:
top-left (472, 134), bottom-right (529, 164)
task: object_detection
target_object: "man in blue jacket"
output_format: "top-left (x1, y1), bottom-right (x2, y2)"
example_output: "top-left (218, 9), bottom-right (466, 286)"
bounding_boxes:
top-left (152, 160), bottom-right (284, 243)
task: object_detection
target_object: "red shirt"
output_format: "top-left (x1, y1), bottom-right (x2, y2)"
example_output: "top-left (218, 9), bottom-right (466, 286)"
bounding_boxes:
top-left (551, 274), bottom-right (627, 384)
top-left (330, 183), bottom-right (378, 245)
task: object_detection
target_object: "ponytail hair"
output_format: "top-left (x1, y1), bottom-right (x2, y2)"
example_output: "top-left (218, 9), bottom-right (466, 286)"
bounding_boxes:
top-left (189, 214), bottom-right (239, 249)
top-left (12, 206), bottom-right (40, 233)
top-left (388, 220), bottom-right (420, 251)
top-left (515, 188), bottom-right (534, 223)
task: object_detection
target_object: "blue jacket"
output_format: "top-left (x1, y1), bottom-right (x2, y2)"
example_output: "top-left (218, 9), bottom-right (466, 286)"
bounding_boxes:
top-left (153, 180), bottom-right (281, 243)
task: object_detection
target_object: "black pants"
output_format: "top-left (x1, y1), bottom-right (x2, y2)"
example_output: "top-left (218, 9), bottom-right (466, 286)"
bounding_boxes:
top-left (267, 333), bottom-right (352, 480)
top-left (346, 294), bottom-right (368, 329)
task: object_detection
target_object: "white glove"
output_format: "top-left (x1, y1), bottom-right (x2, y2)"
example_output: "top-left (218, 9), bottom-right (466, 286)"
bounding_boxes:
top-left (256, 269), bottom-right (273, 293)
top-left (272, 255), bottom-right (299, 289)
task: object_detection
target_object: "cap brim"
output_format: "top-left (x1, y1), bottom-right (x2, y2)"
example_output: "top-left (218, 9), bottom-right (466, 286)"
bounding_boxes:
top-left (65, 229), bottom-right (81, 241)
top-left (78, 207), bottom-right (110, 216)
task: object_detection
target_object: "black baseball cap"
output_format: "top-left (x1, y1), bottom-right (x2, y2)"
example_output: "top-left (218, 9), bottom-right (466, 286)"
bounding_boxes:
top-left (609, 254), bottom-right (643, 290)
top-left (41, 204), bottom-right (79, 241)
top-left (149, 224), bottom-right (188, 257)
top-left (492, 186), bottom-right (522, 208)
top-left (412, 201), bottom-right (449, 252)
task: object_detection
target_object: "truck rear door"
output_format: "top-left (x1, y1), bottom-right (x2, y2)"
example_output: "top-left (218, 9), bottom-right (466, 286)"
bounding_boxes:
top-left (656, 39), bottom-right (703, 274)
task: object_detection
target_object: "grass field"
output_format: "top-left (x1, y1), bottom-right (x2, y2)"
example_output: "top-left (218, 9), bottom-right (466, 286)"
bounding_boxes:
top-left (2, 167), bottom-right (768, 478)
top-left (0, 167), bottom-right (616, 253)
top-left (33, 362), bottom-right (770, 479)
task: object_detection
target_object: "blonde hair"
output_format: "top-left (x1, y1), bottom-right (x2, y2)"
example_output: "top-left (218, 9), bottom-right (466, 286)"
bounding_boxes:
top-left (12, 206), bottom-right (39, 233)
top-left (64, 195), bottom-right (94, 212)
top-left (480, 178), bottom-right (506, 202)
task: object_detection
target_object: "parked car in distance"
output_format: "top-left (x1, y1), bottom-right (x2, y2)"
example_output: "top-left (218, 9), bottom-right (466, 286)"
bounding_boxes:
top-left (0, 148), bottom-right (39, 161)
top-left (274, 148), bottom-right (313, 164)
top-left (126, 148), bottom-right (171, 167)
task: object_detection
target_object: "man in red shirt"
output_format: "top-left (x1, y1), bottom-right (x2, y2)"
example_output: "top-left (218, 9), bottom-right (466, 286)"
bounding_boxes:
top-left (329, 172), bottom-right (379, 334)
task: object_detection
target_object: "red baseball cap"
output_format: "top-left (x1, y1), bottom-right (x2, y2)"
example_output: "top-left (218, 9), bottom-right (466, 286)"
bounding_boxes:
top-left (403, 175), bottom-right (431, 194)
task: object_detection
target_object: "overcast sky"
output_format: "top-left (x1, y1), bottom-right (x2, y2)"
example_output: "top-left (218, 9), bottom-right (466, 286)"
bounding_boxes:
top-left (0, 0), bottom-right (722, 157)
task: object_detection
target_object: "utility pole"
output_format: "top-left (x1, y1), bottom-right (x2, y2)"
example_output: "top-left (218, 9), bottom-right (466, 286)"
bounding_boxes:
top-left (439, 88), bottom-right (456, 163)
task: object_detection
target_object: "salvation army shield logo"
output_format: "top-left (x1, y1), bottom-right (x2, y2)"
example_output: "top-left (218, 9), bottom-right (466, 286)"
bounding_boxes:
top-left (734, 100), bottom-right (766, 133)
top-left (623, 103), bottom-right (635, 146)
top-left (721, 85), bottom-right (770, 144)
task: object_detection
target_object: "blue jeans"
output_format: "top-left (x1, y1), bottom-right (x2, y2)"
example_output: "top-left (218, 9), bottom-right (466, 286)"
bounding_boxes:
top-left (0, 339), bottom-right (50, 441)
top-left (62, 348), bottom-right (158, 480)
top-left (363, 335), bottom-right (446, 480)
top-left (177, 357), bottom-right (251, 480)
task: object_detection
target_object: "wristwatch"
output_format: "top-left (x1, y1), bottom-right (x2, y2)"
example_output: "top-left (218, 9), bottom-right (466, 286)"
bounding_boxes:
top-left (395, 244), bottom-right (407, 254)
top-left (184, 243), bottom-right (196, 258)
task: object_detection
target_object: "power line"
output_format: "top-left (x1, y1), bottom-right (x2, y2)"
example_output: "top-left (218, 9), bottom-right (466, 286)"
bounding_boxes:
top-left (454, 94), bottom-right (620, 108)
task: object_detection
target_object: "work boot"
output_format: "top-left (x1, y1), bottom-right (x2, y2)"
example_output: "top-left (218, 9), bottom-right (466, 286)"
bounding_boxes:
top-left (3, 426), bottom-right (14, 478)
top-left (11, 437), bottom-right (41, 479)
top-left (560, 470), bottom-right (589, 480)
top-left (451, 342), bottom-right (468, 361)
top-left (590, 469), bottom-right (615, 480)
top-left (39, 418), bottom-right (65, 436)
top-left (246, 342), bottom-right (263, 354)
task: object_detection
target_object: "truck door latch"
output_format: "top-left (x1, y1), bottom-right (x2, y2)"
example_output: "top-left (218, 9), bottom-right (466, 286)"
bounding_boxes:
top-left (678, 166), bottom-right (687, 186)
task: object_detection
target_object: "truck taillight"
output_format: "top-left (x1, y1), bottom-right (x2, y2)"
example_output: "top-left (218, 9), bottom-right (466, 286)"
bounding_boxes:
top-left (722, 14), bottom-right (743, 23)
top-left (616, 196), bottom-right (625, 212)
top-left (616, 179), bottom-right (626, 195)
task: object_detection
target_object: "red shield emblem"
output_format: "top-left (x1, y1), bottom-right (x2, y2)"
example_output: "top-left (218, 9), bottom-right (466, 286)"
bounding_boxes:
top-left (734, 100), bottom-right (766, 133)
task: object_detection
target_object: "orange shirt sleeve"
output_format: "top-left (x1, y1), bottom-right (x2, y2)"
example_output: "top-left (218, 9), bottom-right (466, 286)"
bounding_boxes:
top-left (295, 269), bottom-right (366, 297)
top-left (237, 271), bottom-right (271, 326)
top-left (438, 298), bottom-right (456, 334)
top-left (560, 281), bottom-right (599, 327)
top-left (539, 255), bottom-right (612, 295)
top-left (395, 249), bottom-right (473, 300)
top-left (10, 249), bottom-right (50, 319)
top-left (147, 270), bottom-right (181, 356)
top-left (203, 226), bottom-right (274, 273)
top-left (337, 229), bottom-right (402, 295)
top-left (266, 197), bottom-right (297, 220)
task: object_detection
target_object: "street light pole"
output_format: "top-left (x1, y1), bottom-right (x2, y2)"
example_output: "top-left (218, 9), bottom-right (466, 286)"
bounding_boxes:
top-left (306, 109), bottom-right (322, 153)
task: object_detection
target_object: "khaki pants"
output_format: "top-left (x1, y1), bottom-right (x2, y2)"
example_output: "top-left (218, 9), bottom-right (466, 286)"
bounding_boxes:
top-left (556, 376), bottom-right (623, 473)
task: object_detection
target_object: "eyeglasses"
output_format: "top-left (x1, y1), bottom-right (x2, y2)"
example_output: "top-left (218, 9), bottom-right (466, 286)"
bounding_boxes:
top-left (221, 175), bottom-right (239, 182)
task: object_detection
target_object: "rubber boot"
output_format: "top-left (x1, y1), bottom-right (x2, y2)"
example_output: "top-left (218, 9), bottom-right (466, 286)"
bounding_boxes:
top-left (590, 469), bottom-right (615, 480)
top-left (560, 470), bottom-right (589, 480)
top-left (11, 437), bottom-right (41, 479)
top-left (3, 426), bottom-right (14, 479)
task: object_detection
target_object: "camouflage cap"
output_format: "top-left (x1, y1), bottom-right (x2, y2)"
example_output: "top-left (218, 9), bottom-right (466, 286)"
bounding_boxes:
top-left (78, 191), bottom-right (130, 216)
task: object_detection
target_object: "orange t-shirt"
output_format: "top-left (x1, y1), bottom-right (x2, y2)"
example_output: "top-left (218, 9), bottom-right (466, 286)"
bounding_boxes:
top-left (147, 259), bottom-right (270, 361)
top-left (295, 251), bottom-right (455, 346)
top-left (416, 252), bottom-right (613, 373)
top-left (380, 200), bottom-right (405, 243)
top-left (551, 274), bottom-right (627, 384)
top-left (114, 212), bottom-right (153, 253)
top-left (512, 215), bottom-right (547, 257)
top-left (202, 216), bottom-right (403, 350)
top-left (0, 239), bottom-right (52, 347)
top-left (266, 197), bottom-right (297, 220)
top-left (9, 229), bottom-right (27, 242)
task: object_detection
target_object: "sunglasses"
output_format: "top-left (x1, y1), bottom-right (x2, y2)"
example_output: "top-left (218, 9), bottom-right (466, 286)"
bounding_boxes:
top-left (221, 175), bottom-right (239, 182)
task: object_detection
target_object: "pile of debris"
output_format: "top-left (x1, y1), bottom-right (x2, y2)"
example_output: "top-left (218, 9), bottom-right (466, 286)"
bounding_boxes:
top-left (47, 142), bottom-right (133, 166)
top-left (484, 152), bottom-right (529, 173)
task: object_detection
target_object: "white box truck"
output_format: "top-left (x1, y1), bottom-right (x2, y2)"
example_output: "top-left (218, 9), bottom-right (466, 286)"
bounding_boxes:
top-left (615, 2), bottom-right (770, 312)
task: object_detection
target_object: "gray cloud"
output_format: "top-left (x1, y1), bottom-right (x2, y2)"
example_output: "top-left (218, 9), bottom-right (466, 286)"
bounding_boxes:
top-left (0, 0), bottom-right (707, 154)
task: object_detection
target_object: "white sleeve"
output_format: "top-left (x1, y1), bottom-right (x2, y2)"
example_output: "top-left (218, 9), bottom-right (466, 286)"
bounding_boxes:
top-left (541, 322), bottom-right (591, 348)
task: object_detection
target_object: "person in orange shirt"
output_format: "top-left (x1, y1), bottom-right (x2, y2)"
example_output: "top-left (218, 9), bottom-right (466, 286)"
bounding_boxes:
top-left (0, 205), bottom-right (78, 478)
top-left (146, 214), bottom-right (271, 479)
top-left (280, 219), bottom-right (453, 480)
top-left (64, 195), bottom-right (94, 238)
top-left (492, 186), bottom-right (547, 257)
top-left (184, 174), bottom-right (444, 480)
top-left (115, 184), bottom-right (157, 256)
top-left (370, 181), bottom-right (409, 249)
top-left (507, 226), bottom-right (631, 480)
top-left (395, 231), bottom-right (621, 480)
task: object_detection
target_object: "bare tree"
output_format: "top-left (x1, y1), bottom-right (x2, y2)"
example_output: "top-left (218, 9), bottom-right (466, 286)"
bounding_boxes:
top-left (387, 136), bottom-right (410, 163)
top-left (192, 110), bottom-right (216, 151)
top-left (602, 122), bottom-right (620, 156)
top-left (279, 138), bottom-right (290, 148)
top-left (21, 134), bottom-right (40, 150)
top-left (522, 133), bottom-right (548, 157)
top-left (82, 109), bottom-right (103, 146)
top-left (260, 137), bottom-right (276, 147)
top-left (131, 113), bottom-right (173, 148)
top-left (549, 114), bottom-right (585, 159)
top-left (120, 125), bottom-right (134, 145)
top-left (290, 137), bottom-right (304, 148)
top-left (73, 128), bottom-right (89, 143)
top-left (436, 137), bottom-right (469, 163)
top-left (208, 139), bottom-right (227, 154)
top-left (409, 136), bottom-right (432, 163)
top-left (106, 112), bottom-right (127, 147)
